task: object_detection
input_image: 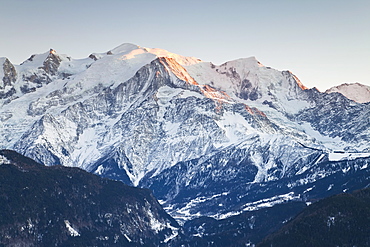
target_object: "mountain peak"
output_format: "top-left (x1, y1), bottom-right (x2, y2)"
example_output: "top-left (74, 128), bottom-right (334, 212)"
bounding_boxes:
top-left (218, 56), bottom-right (263, 68)
top-left (0, 57), bottom-right (8, 65)
top-left (20, 51), bottom-right (50, 68)
top-left (108, 43), bottom-right (141, 55)
top-left (106, 43), bottom-right (202, 66)
top-left (326, 82), bottom-right (370, 103)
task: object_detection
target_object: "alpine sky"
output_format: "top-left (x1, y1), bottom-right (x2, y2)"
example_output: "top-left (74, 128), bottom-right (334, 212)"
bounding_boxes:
top-left (1, 0), bottom-right (369, 91)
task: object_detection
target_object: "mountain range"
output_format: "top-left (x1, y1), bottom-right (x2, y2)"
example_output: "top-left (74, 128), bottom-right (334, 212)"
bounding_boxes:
top-left (1, 43), bottom-right (370, 245)
top-left (1, 150), bottom-right (368, 246)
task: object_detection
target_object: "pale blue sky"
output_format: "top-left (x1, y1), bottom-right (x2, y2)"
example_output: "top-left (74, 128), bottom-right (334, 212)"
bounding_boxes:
top-left (1, 0), bottom-right (369, 90)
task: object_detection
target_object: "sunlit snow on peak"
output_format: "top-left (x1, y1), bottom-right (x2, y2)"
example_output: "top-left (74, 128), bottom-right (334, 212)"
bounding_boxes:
top-left (49, 49), bottom-right (57, 55)
top-left (326, 82), bottom-right (370, 103)
top-left (108, 43), bottom-right (201, 66)
top-left (108, 43), bottom-right (141, 55)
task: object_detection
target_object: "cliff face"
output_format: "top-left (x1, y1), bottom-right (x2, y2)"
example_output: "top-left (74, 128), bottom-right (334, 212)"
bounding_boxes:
top-left (0, 58), bottom-right (17, 99)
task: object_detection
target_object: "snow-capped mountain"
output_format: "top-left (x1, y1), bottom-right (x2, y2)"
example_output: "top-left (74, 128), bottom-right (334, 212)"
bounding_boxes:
top-left (326, 82), bottom-right (370, 103)
top-left (1, 43), bottom-right (369, 225)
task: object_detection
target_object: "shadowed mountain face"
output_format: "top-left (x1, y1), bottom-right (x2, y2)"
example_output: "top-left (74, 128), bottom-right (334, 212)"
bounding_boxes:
top-left (258, 188), bottom-right (370, 247)
top-left (0, 150), bottom-right (180, 246)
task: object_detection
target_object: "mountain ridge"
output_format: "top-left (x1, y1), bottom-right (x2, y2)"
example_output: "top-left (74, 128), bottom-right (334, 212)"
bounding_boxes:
top-left (1, 43), bottom-right (369, 229)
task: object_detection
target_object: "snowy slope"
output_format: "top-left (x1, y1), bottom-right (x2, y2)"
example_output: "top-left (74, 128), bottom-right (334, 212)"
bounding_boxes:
top-left (0, 44), bottom-right (198, 149)
top-left (326, 82), bottom-right (370, 103)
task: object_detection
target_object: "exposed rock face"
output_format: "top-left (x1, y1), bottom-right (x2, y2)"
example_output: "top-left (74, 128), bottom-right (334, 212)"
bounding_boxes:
top-left (22, 50), bottom-right (62, 85)
top-left (0, 58), bottom-right (17, 99)
top-left (1, 58), bottom-right (17, 87)
top-left (296, 90), bottom-right (370, 143)
top-left (41, 49), bottom-right (62, 76)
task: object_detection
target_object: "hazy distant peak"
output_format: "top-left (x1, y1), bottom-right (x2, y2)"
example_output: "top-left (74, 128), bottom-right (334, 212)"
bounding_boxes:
top-left (326, 82), bottom-right (370, 103)
top-left (218, 56), bottom-right (263, 68)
